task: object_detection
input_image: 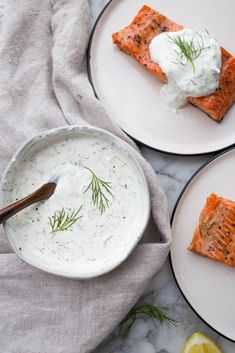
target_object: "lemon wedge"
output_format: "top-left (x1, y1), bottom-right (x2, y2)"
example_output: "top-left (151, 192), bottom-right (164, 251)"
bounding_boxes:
top-left (182, 332), bottom-right (222, 353)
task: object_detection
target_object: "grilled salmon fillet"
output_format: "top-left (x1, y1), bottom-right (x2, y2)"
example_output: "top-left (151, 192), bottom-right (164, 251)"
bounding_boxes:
top-left (188, 193), bottom-right (235, 267)
top-left (112, 5), bottom-right (235, 122)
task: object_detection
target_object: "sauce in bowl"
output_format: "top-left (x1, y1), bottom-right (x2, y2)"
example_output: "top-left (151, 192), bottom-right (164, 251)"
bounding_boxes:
top-left (1, 127), bottom-right (149, 278)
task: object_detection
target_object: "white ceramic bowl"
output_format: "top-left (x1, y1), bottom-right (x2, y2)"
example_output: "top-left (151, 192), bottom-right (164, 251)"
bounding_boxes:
top-left (1, 126), bottom-right (150, 279)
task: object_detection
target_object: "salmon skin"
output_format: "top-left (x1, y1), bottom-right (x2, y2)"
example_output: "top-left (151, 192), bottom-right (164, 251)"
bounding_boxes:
top-left (112, 5), bottom-right (235, 122)
top-left (188, 193), bottom-right (235, 267)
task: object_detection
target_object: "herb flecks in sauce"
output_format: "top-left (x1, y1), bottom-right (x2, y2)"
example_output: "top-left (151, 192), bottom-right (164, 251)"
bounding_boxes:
top-left (168, 32), bottom-right (206, 73)
top-left (48, 206), bottom-right (83, 233)
top-left (84, 167), bottom-right (114, 214)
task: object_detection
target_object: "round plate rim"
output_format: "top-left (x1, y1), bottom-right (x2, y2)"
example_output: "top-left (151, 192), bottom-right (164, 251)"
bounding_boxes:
top-left (170, 145), bottom-right (235, 342)
top-left (87, 0), bottom-right (235, 156)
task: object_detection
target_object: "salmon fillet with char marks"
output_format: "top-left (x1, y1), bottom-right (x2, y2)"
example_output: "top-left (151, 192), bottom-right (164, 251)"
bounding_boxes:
top-left (189, 193), bottom-right (235, 267)
top-left (112, 5), bottom-right (235, 122)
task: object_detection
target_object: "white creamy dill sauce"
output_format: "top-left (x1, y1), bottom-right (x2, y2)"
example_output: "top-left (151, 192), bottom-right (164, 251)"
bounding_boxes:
top-left (2, 128), bottom-right (149, 278)
top-left (149, 29), bottom-right (221, 109)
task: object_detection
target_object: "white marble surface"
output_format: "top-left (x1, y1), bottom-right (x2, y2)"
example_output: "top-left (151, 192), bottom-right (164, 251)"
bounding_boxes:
top-left (89, 1), bottom-right (235, 352)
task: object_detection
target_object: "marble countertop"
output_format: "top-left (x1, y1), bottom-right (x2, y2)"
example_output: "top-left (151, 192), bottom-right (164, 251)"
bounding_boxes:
top-left (89, 1), bottom-right (235, 352)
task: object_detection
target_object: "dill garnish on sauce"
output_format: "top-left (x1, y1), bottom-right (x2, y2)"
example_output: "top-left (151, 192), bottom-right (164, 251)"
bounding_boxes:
top-left (48, 206), bottom-right (83, 233)
top-left (168, 32), bottom-right (207, 73)
top-left (84, 167), bottom-right (114, 214)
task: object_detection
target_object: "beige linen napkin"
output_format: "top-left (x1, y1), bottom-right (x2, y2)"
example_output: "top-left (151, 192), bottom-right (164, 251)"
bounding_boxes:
top-left (0, 1), bottom-right (171, 352)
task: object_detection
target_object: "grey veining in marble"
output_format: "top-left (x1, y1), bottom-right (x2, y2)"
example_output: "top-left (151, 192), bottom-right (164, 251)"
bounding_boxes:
top-left (89, 1), bottom-right (235, 352)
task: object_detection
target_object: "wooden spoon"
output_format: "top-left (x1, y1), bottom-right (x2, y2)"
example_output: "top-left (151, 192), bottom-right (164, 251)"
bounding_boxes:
top-left (0, 182), bottom-right (57, 224)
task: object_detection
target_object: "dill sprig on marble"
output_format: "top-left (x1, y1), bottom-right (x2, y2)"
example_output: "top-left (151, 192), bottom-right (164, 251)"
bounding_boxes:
top-left (168, 32), bottom-right (206, 73)
top-left (84, 167), bottom-right (113, 214)
top-left (48, 206), bottom-right (83, 233)
top-left (121, 304), bottom-right (178, 338)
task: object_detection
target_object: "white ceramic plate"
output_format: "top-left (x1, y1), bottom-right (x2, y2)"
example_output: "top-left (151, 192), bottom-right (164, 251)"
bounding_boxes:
top-left (1, 126), bottom-right (150, 279)
top-left (88, 0), bottom-right (235, 155)
top-left (171, 147), bottom-right (235, 341)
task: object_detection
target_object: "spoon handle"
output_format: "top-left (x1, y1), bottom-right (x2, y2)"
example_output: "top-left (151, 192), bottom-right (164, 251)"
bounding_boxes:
top-left (0, 182), bottom-right (56, 224)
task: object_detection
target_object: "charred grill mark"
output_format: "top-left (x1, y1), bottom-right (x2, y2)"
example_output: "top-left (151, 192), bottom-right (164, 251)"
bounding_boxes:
top-left (133, 34), bottom-right (141, 47)
top-left (161, 26), bottom-right (168, 32)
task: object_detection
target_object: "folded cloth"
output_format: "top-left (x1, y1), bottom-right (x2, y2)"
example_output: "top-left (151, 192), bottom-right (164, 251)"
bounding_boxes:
top-left (0, 1), bottom-right (171, 352)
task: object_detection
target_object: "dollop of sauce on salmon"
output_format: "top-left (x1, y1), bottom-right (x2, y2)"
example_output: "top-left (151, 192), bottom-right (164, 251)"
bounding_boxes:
top-left (149, 29), bottom-right (222, 109)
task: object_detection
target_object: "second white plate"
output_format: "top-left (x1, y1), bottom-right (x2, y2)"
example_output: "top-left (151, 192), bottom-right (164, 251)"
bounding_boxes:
top-left (171, 147), bottom-right (235, 341)
top-left (88, 0), bottom-right (235, 155)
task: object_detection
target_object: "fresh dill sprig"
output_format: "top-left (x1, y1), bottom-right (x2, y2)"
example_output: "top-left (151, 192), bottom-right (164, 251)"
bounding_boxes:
top-left (48, 206), bottom-right (83, 233)
top-left (168, 32), bottom-right (206, 73)
top-left (121, 304), bottom-right (178, 338)
top-left (84, 167), bottom-right (113, 214)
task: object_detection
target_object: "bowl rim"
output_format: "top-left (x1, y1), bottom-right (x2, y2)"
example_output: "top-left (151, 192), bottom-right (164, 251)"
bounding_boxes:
top-left (1, 125), bottom-right (150, 279)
